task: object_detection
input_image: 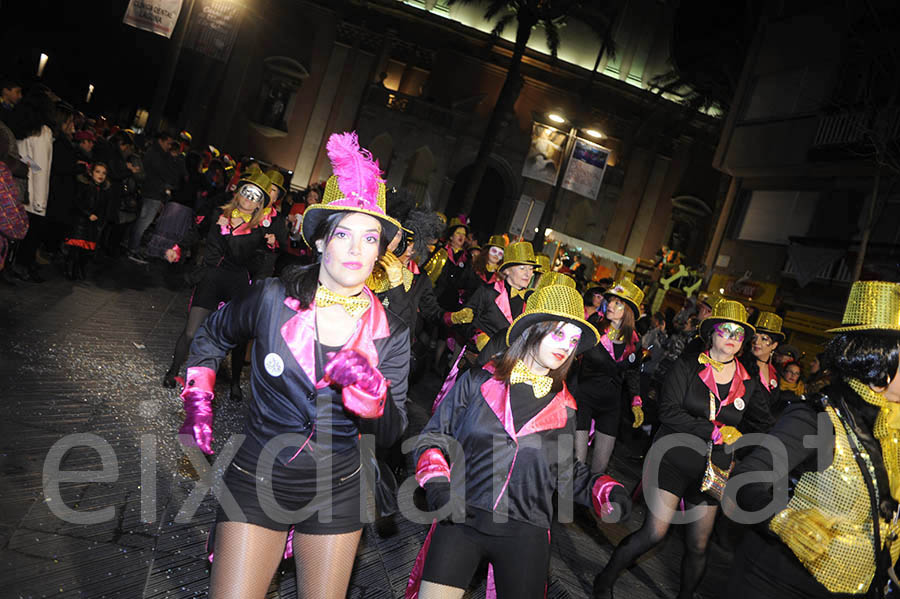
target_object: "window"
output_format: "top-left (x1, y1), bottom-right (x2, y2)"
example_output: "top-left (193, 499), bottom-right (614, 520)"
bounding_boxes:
top-left (736, 190), bottom-right (820, 244)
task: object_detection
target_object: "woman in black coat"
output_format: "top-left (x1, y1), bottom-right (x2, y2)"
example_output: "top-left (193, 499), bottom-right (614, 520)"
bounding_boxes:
top-left (593, 299), bottom-right (770, 599)
top-left (409, 284), bottom-right (630, 599)
top-left (573, 279), bottom-right (645, 474)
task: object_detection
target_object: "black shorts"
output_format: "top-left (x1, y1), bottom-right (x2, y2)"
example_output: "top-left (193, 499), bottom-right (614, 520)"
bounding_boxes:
top-left (575, 391), bottom-right (623, 435)
top-left (190, 268), bottom-right (251, 311)
top-left (421, 522), bottom-right (550, 598)
top-left (646, 433), bottom-right (732, 506)
top-left (214, 435), bottom-right (364, 534)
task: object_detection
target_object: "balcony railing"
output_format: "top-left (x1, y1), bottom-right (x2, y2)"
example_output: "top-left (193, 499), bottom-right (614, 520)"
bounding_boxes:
top-left (363, 85), bottom-right (464, 130)
top-left (813, 105), bottom-right (900, 147)
top-left (782, 253), bottom-right (852, 284)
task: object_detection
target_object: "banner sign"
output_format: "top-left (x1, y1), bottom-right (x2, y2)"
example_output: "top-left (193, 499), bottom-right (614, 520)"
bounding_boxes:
top-left (187, 0), bottom-right (242, 61)
top-left (522, 123), bottom-right (566, 186)
top-left (123, 0), bottom-right (184, 38)
top-left (562, 137), bottom-right (610, 199)
top-left (509, 195), bottom-right (545, 241)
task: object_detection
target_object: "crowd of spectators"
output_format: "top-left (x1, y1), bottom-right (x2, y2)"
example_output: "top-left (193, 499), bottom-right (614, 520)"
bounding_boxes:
top-left (0, 75), bottom-right (324, 285)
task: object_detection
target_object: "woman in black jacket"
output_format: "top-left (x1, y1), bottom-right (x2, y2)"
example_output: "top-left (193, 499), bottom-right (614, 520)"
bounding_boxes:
top-left (179, 131), bottom-right (409, 599)
top-left (63, 162), bottom-right (110, 280)
top-left (574, 279), bottom-right (645, 474)
top-left (162, 170), bottom-right (284, 400)
top-left (593, 299), bottom-right (769, 599)
top-left (724, 281), bottom-right (900, 599)
top-left (408, 284), bottom-right (630, 599)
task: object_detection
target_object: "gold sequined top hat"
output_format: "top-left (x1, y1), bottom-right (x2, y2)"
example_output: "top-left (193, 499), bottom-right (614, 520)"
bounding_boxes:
top-left (535, 254), bottom-right (552, 273)
top-left (755, 311), bottom-right (785, 342)
top-left (604, 279), bottom-right (645, 319)
top-left (507, 285), bottom-right (600, 355)
top-left (237, 170), bottom-right (272, 202)
top-left (265, 169), bottom-right (286, 194)
top-left (486, 234), bottom-right (507, 249)
top-left (446, 216), bottom-right (469, 236)
top-left (499, 241), bottom-right (539, 271)
top-left (534, 271), bottom-right (576, 292)
top-left (301, 132), bottom-right (401, 247)
top-left (699, 299), bottom-right (755, 339)
top-left (827, 280), bottom-right (900, 334)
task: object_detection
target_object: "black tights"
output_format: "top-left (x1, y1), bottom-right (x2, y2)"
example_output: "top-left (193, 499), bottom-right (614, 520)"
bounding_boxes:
top-left (169, 306), bottom-right (212, 376)
top-left (594, 489), bottom-right (718, 599)
top-left (168, 306), bottom-right (248, 386)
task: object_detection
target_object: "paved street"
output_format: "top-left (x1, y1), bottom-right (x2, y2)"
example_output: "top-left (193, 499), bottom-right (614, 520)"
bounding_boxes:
top-left (0, 258), bottom-right (736, 598)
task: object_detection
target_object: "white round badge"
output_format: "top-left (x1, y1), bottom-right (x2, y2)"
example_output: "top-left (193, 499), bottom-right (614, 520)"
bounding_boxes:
top-left (734, 397), bottom-right (745, 411)
top-left (264, 353), bottom-right (285, 377)
top-left (628, 353), bottom-right (636, 363)
top-left (770, 379), bottom-right (778, 389)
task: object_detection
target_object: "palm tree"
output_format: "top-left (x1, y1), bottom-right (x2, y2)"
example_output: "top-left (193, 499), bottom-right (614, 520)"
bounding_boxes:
top-left (449, 0), bottom-right (608, 214)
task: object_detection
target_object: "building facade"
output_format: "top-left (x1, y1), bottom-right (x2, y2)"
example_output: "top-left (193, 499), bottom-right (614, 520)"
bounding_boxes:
top-left (183, 0), bottom-right (725, 264)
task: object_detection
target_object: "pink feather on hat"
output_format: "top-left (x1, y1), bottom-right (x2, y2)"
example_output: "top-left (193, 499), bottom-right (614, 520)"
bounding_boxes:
top-left (325, 132), bottom-right (383, 203)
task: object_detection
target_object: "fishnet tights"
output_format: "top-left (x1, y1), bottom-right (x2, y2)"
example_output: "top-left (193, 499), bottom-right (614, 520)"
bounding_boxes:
top-left (208, 522), bottom-right (362, 599)
top-left (595, 488), bottom-right (718, 599)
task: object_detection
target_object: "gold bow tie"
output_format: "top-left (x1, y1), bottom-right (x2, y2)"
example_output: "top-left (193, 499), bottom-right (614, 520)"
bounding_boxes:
top-left (510, 287), bottom-right (528, 299)
top-left (231, 208), bottom-right (254, 223)
top-left (698, 352), bottom-right (730, 372)
top-left (315, 285), bottom-right (371, 318)
top-left (606, 326), bottom-right (622, 342)
top-left (510, 360), bottom-right (553, 398)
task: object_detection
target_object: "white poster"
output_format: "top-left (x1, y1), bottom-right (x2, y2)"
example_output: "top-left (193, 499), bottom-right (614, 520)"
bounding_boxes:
top-left (123, 0), bottom-right (184, 38)
top-left (562, 137), bottom-right (610, 200)
top-left (508, 195), bottom-right (545, 241)
top-left (522, 123), bottom-right (567, 186)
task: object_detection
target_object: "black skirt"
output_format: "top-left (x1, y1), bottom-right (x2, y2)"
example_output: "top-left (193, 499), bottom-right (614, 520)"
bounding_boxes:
top-left (214, 433), bottom-right (364, 534)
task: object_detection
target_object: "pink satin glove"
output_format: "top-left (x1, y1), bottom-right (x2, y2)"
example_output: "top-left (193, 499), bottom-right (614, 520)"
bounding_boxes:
top-left (179, 367), bottom-right (215, 454)
top-left (323, 349), bottom-right (388, 419)
top-left (711, 425), bottom-right (723, 446)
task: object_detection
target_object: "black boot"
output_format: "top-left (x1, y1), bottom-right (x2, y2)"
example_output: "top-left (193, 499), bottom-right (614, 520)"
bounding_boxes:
top-left (593, 575), bottom-right (615, 599)
top-left (230, 382), bottom-right (243, 403)
top-left (162, 365), bottom-right (178, 388)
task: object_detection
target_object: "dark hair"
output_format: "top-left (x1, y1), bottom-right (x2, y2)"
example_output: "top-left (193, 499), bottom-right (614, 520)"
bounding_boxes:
top-left (8, 87), bottom-right (55, 139)
top-left (823, 333), bottom-right (900, 387)
top-left (471, 247), bottom-right (493, 280)
top-left (596, 302), bottom-right (636, 353)
top-left (111, 131), bottom-right (133, 148)
top-left (582, 287), bottom-right (603, 306)
top-left (280, 211), bottom-right (390, 307)
top-left (0, 76), bottom-right (21, 93)
top-left (782, 360), bottom-right (802, 375)
top-left (494, 321), bottom-right (576, 389)
top-left (405, 209), bottom-right (443, 263)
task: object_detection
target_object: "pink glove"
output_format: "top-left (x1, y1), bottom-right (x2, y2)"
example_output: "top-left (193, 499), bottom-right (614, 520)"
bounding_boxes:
top-left (179, 367), bottom-right (215, 454)
top-left (323, 349), bottom-right (388, 419)
top-left (711, 425), bottom-right (723, 446)
top-left (592, 475), bottom-right (631, 522)
top-left (630, 395), bottom-right (642, 408)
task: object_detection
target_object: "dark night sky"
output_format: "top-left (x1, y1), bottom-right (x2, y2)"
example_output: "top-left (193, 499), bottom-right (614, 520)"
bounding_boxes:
top-left (3, 0), bottom-right (170, 121)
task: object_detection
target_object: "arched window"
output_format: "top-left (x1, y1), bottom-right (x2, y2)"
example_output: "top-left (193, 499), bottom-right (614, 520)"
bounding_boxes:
top-left (250, 56), bottom-right (309, 136)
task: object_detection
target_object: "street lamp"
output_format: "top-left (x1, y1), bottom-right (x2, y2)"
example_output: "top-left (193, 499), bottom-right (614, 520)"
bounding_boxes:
top-left (37, 53), bottom-right (49, 78)
top-left (548, 113), bottom-right (567, 124)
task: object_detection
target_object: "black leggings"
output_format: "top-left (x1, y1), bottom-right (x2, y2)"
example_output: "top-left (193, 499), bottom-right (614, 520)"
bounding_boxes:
top-left (421, 522), bottom-right (550, 598)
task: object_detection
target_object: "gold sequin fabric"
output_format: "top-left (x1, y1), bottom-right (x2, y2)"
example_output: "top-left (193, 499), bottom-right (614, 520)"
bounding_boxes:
top-left (828, 280), bottom-right (900, 333)
top-left (846, 378), bottom-right (900, 503)
top-left (510, 360), bottom-right (553, 398)
top-left (770, 405), bottom-right (900, 593)
top-left (314, 285), bottom-right (370, 318)
top-left (423, 248), bottom-right (448, 286)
